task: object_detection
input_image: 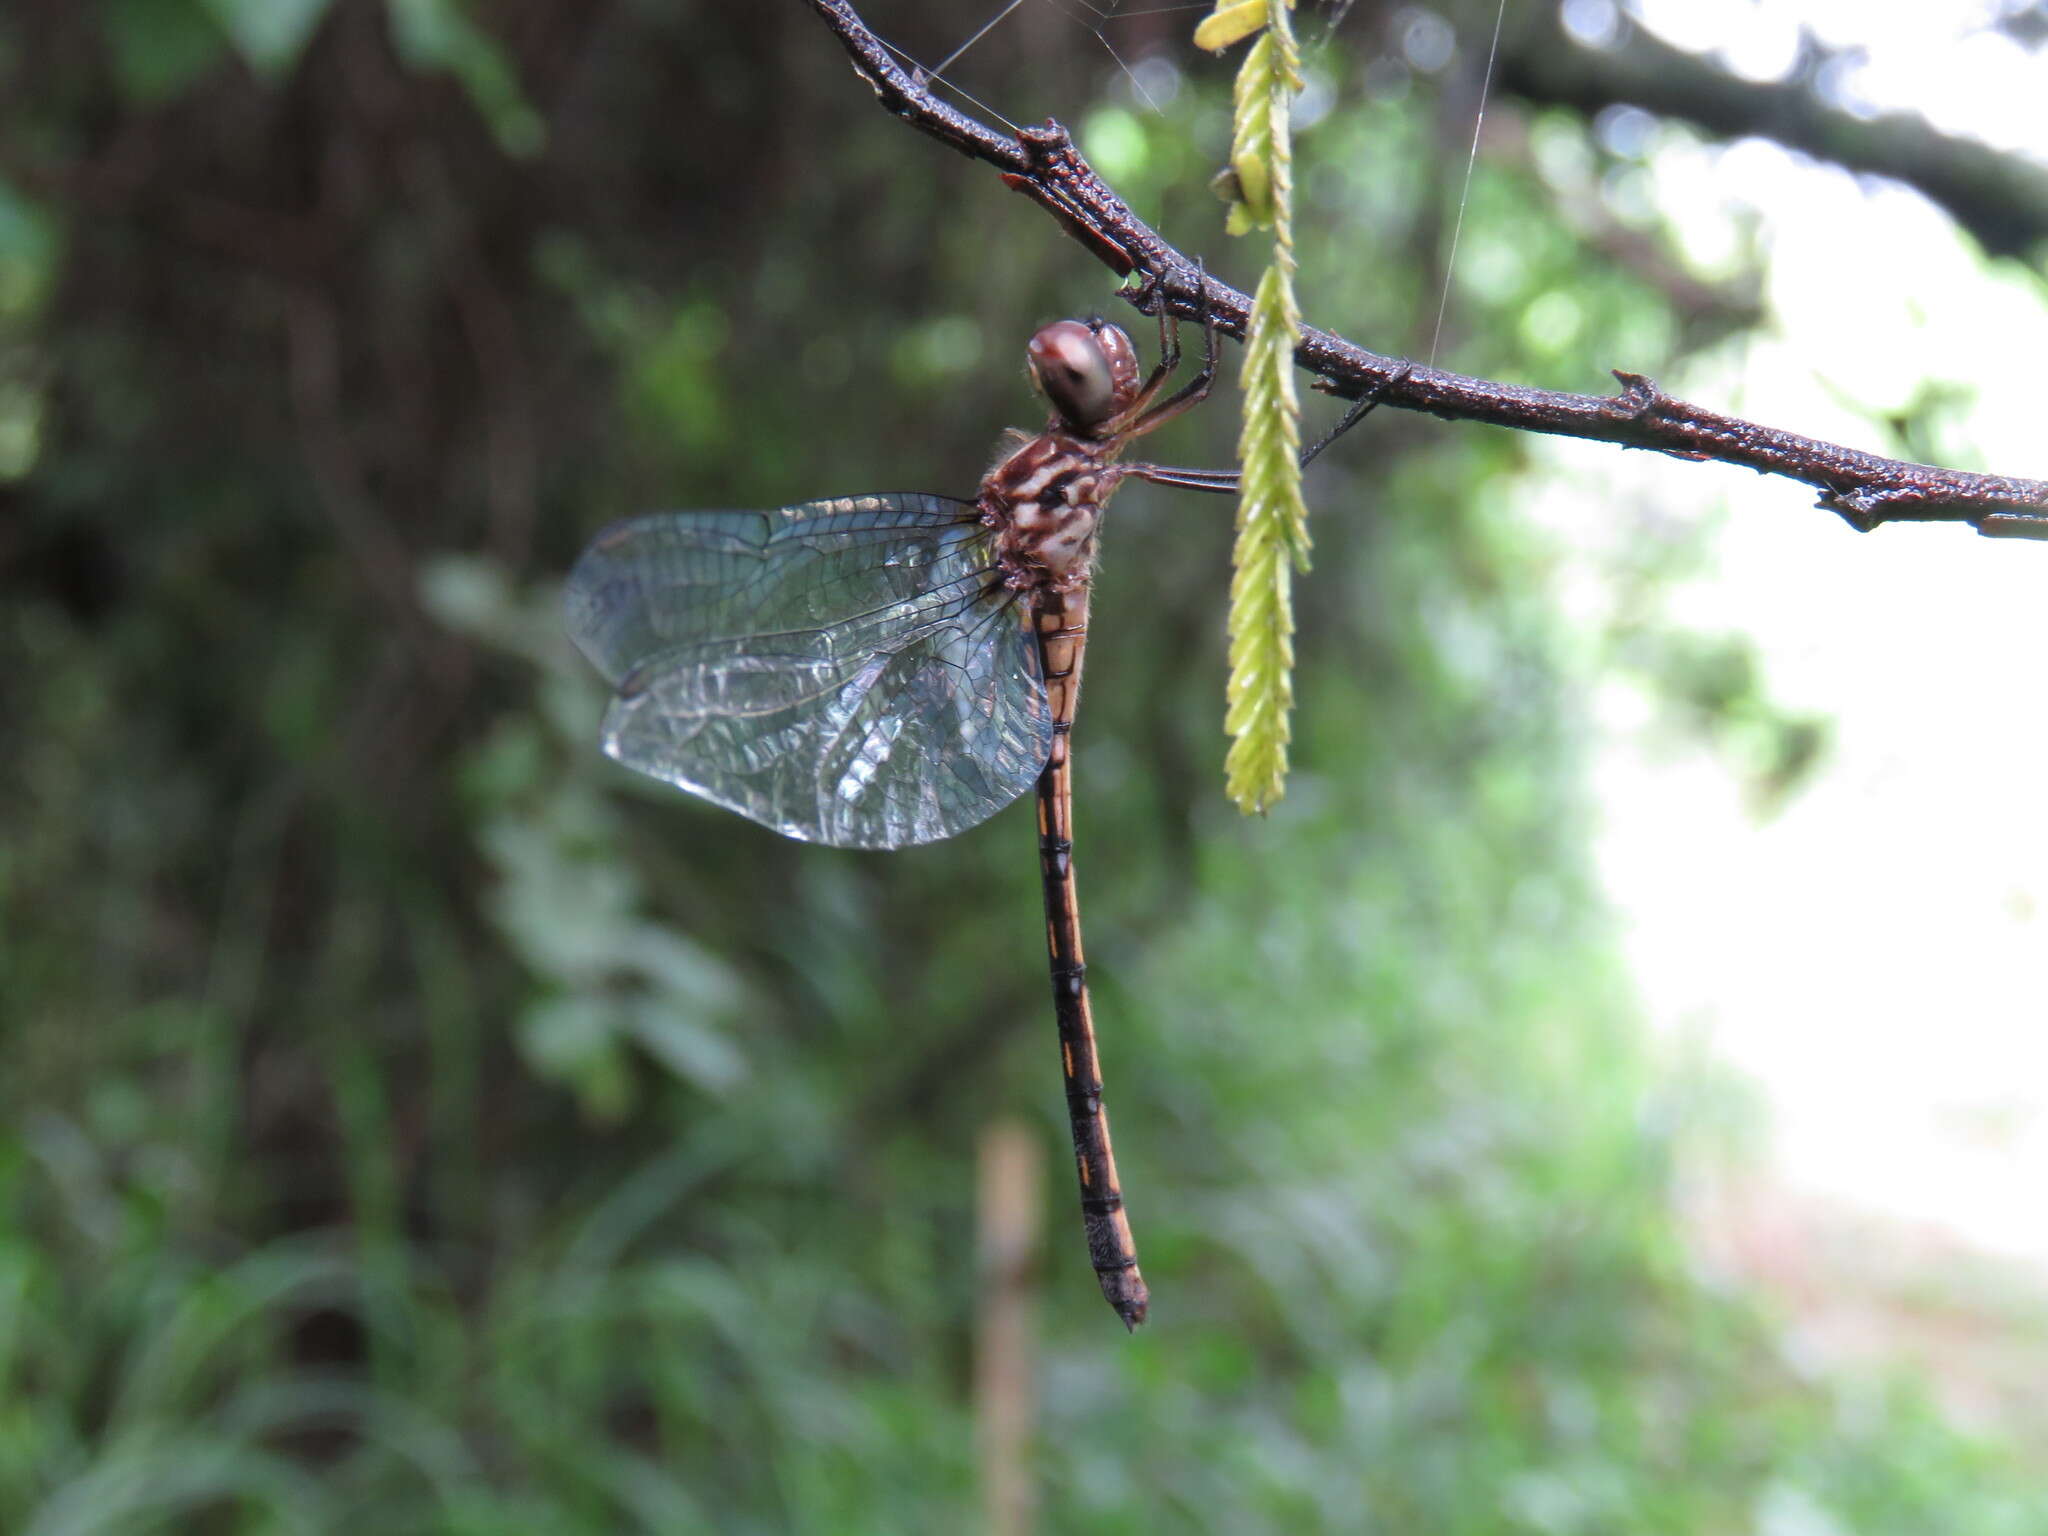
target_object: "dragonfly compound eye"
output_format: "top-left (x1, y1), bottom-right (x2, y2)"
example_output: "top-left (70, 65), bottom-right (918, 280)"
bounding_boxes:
top-left (1028, 320), bottom-right (1122, 431)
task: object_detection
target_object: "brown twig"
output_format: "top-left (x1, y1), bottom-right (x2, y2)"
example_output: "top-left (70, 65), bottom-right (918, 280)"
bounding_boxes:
top-left (804, 0), bottom-right (2048, 541)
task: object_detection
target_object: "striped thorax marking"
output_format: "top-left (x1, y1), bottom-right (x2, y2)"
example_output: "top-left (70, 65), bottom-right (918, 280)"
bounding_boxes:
top-left (982, 433), bottom-right (1116, 592)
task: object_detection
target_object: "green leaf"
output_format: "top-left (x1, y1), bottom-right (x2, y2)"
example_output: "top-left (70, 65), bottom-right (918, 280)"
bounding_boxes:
top-left (1193, 0), bottom-right (1271, 53)
top-left (1217, 0), bottom-right (1306, 814)
top-left (1199, 0), bottom-right (1297, 231)
top-left (1227, 34), bottom-right (1278, 226)
top-left (100, 0), bottom-right (230, 104)
top-left (0, 179), bottom-right (58, 321)
top-left (385, 0), bottom-right (545, 156)
top-left (196, 0), bottom-right (334, 80)
top-left (1225, 265), bottom-right (1307, 814)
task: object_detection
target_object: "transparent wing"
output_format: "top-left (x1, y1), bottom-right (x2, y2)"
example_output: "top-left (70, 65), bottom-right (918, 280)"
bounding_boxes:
top-left (565, 493), bottom-right (1051, 849)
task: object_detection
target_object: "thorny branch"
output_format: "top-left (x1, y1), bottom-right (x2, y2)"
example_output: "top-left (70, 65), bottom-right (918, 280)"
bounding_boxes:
top-left (804, 0), bottom-right (2048, 541)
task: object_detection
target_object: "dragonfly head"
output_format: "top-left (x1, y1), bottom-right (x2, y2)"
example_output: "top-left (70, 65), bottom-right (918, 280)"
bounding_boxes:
top-left (1028, 319), bottom-right (1140, 437)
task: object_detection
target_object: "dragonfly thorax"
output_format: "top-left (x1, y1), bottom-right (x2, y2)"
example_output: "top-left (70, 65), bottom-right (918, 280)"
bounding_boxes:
top-left (981, 429), bottom-right (1116, 591)
top-left (984, 319), bottom-right (1144, 591)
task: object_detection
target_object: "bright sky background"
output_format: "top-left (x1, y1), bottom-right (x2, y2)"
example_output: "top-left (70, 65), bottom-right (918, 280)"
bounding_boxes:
top-left (1529, 1), bottom-right (2048, 1267)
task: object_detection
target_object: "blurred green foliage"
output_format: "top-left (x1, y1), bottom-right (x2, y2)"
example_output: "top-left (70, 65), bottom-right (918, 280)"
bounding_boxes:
top-left (2, 1), bottom-right (2044, 1531)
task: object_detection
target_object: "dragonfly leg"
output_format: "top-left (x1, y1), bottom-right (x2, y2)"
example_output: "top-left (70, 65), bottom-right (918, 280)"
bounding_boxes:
top-left (1114, 268), bottom-right (1219, 441)
top-left (1100, 260), bottom-right (1197, 430)
top-left (1300, 362), bottom-right (1414, 469)
top-left (1119, 359), bottom-right (1416, 495)
top-left (1121, 462), bottom-right (1240, 496)
top-left (1129, 300), bottom-right (1183, 414)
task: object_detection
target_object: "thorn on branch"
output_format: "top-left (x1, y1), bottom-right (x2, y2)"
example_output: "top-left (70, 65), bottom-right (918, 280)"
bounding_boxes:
top-left (1609, 370), bottom-right (1664, 421)
top-left (1819, 489), bottom-right (1885, 534)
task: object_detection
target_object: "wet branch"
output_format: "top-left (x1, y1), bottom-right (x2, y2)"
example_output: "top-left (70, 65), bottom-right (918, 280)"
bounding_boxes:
top-left (804, 0), bottom-right (2048, 541)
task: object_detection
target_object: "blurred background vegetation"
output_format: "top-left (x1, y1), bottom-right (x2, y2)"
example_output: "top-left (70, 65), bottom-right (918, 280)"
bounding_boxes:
top-left (4, 0), bottom-right (2046, 1530)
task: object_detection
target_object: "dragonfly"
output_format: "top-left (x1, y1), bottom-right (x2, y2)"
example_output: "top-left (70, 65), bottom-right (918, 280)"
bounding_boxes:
top-left (565, 301), bottom-right (1389, 1328)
